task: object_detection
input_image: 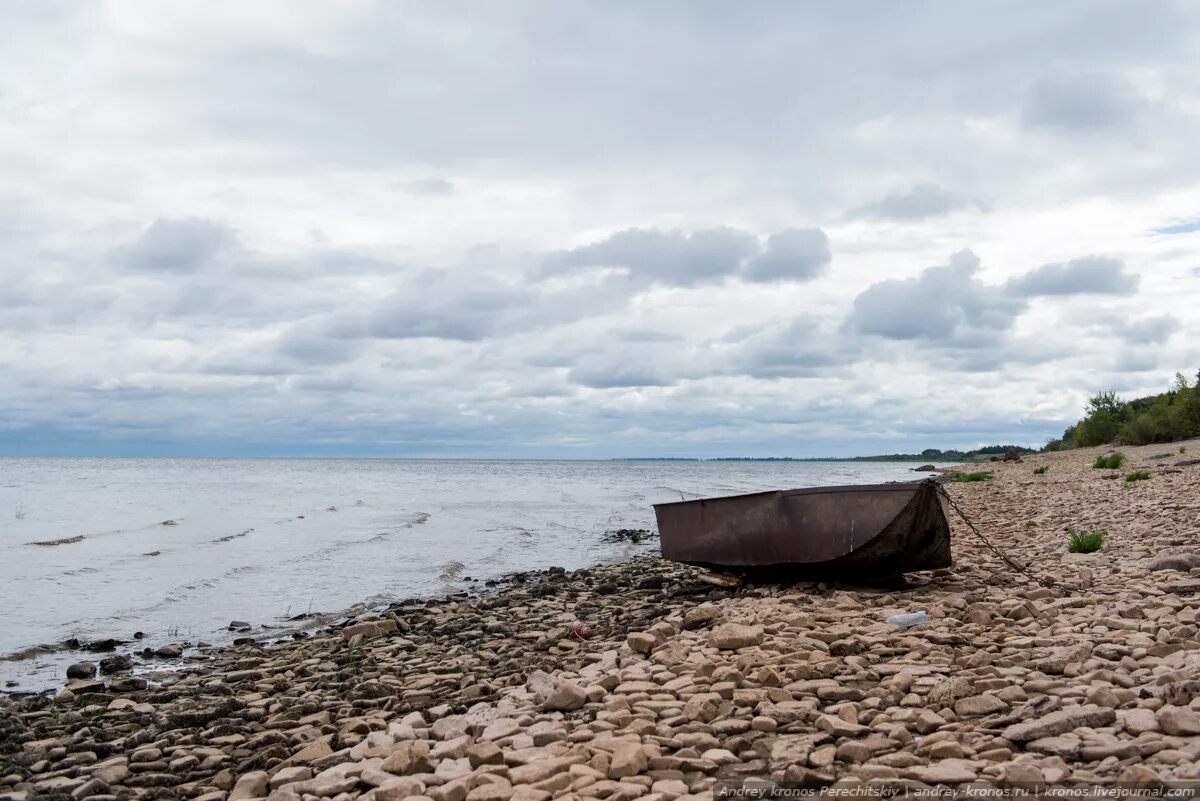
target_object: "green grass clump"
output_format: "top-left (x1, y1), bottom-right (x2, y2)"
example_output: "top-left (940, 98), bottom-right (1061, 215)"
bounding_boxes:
top-left (1068, 528), bottom-right (1107, 553)
top-left (1092, 453), bottom-right (1127, 469)
top-left (1182, 446), bottom-right (1188, 454)
top-left (1125, 470), bottom-right (1151, 482)
top-left (953, 470), bottom-right (994, 483)
top-left (1033, 466), bottom-right (1049, 475)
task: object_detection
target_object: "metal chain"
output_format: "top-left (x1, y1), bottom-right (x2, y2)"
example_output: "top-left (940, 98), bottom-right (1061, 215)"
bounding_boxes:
top-left (935, 483), bottom-right (1075, 592)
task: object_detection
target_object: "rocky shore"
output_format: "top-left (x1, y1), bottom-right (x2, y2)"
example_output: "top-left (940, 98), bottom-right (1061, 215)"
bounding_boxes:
top-left (3, 439), bottom-right (1200, 800)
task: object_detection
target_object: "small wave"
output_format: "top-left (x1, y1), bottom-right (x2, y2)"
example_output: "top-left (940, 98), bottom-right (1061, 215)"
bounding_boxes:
top-left (28, 535), bottom-right (85, 547)
top-left (363, 511), bottom-right (430, 543)
top-left (437, 560), bottom-right (466, 582)
top-left (59, 566), bottom-right (99, 577)
top-left (212, 528), bottom-right (254, 543)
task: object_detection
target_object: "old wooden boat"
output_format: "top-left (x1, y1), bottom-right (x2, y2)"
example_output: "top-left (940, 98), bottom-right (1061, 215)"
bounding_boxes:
top-left (653, 478), bottom-right (951, 578)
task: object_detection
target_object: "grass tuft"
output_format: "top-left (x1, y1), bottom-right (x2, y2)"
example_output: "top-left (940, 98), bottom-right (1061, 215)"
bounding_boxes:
top-left (1033, 466), bottom-right (1049, 475)
top-left (953, 470), bottom-right (994, 483)
top-left (1068, 528), bottom-right (1107, 553)
top-left (1092, 453), bottom-right (1126, 469)
top-left (1125, 470), bottom-right (1151, 482)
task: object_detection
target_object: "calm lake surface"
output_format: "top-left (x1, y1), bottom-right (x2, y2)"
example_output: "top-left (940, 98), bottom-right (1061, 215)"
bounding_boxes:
top-left (0, 458), bottom-right (947, 688)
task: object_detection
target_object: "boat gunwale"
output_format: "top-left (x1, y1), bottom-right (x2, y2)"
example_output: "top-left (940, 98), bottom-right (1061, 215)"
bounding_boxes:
top-left (652, 478), bottom-right (936, 510)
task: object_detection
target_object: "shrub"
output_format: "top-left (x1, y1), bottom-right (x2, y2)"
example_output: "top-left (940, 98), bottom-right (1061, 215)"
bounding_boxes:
top-left (1033, 466), bottom-right (1049, 475)
top-left (1125, 470), bottom-right (1151, 482)
top-left (953, 471), bottom-right (994, 482)
top-left (1068, 529), bottom-right (1107, 553)
top-left (1093, 453), bottom-right (1126, 469)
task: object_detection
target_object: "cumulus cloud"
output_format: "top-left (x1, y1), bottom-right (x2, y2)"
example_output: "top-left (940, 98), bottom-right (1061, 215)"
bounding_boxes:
top-left (741, 229), bottom-right (831, 282)
top-left (545, 226), bottom-right (830, 287)
top-left (1006, 256), bottom-right (1139, 297)
top-left (851, 184), bottom-right (987, 220)
top-left (846, 251), bottom-right (1026, 341)
top-left (544, 227), bottom-right (757, 286)
top-left (112, 218), bottom-right (233, 272)
top-left (3, 4), bottom-right (1200, 455)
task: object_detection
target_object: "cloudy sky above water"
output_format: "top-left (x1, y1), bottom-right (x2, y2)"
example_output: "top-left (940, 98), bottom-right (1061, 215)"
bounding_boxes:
top-left (2, 2), bottom-right (1198, 457)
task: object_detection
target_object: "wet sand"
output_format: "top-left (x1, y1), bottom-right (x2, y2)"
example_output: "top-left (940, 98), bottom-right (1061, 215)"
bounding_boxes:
top-left (2, 440), bottom-right (1199, 798)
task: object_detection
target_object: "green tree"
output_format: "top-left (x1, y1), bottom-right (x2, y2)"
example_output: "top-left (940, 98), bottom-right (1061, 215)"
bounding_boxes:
top-left (1075, 391), bottom-right (1129, 446)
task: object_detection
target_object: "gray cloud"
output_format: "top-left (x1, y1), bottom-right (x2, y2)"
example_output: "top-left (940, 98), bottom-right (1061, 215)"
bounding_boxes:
top-left (3, 4), bottom-right (1200, 455)
top-left (726, 319), bottom-right (852, 379)
top-left (367, 272), bottom-right (523, 341)
top-left (846, 251), bottom-right (1026, 341)
top-left (276, 323), bottom-right (364, 365)
top-left (1006, 256), bottom-right (1139, 297)
top-left (741, 229), bottom-right (831, 282)
top-left (851, 184), bottom-right (987, 221)
top-left (112, 218), bottom-right (232, 273)
top-left (1022, 71), bottom-right (1142, 131)
top-left (567, 358), bottom-right (677, 390)
top-left (1111, 314), bottom-right (1181, 345)
top-left (545, 226), bottom-right (830, 287)
top-left (399, 177), bottom-right (456, 196)
top-left (544, 227), bottom-right (757, 286)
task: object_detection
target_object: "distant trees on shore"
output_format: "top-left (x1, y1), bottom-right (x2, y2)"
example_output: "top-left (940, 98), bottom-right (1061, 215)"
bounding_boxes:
top-left (1046, 371), bottom-right (1200, 449)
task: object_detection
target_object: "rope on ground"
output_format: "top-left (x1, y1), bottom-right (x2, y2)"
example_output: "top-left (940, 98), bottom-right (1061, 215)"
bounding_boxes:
top-left (935, 482), bottom-right (1076, 593)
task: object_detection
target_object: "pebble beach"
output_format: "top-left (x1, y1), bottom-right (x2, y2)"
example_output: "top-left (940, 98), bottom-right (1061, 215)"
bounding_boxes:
top-left (3, 439), bottom-right (1200, 799)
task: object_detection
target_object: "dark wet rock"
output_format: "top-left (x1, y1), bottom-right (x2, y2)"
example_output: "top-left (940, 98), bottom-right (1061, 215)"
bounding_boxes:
top-left (603, 528), bottom-right (655, 543)
top-left (913, 464), bottom-right (937, 471)
top-left (228, 620), bottom-right (252, 630)
top-left (98, 655), bottom-right (133, 674)
top-left (1175, 458), bottom-right (1200, 467)
top-left (84, 638), bottom-right (120, 652)
top-left (152, 644), bottom-right (183, 658)
top-left (66, 662), bottom-right (96, 680)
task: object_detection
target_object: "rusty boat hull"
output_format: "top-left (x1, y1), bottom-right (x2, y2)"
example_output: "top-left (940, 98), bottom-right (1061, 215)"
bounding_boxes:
top-left (653, 478), bottom-right (951, 578)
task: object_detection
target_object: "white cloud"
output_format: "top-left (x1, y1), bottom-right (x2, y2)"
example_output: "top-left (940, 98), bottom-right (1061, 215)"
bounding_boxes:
top-left (1, 2), bottom-right (1199, 455)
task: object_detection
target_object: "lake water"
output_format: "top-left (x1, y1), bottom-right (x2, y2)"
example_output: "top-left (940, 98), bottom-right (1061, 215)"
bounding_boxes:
top-left (0, 457), bottom-right (945, 689)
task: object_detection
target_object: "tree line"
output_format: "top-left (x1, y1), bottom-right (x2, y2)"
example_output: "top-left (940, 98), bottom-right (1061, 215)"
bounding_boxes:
top-left (1045, 370), bottom-right (1200, 449)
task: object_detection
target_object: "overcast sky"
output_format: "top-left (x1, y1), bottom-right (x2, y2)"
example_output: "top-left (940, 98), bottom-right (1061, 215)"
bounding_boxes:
top-left (2, 2), bottom-right (1198, 457)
